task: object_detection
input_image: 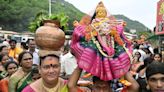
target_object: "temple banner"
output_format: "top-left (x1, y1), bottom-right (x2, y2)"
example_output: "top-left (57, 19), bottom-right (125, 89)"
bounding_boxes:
top-left (156, 0), bottom-right (164, 35)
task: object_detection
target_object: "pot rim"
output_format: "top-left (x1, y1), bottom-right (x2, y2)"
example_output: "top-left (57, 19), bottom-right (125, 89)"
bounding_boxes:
top-left (43, 20), bottom-right (61, 28)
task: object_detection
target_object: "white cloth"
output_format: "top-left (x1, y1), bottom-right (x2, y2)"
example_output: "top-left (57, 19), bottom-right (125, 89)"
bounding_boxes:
top-left (2, 41), bottom-right (9, 47)
top-left (133, 49), bottom-right (146, 62)
top-left (138, 49), bottom-right (146, 62)
top-left (60, 52), bottom-right (77, 75)
top-left (29, 49), bottom-right (40, 65)
top-left (132, 49), bottom-right (138, 56)
top-left (148, 46), bottom-right (154, 54)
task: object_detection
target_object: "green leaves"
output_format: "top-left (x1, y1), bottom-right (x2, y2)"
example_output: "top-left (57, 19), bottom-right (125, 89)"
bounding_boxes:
top-left (29, 12), bottom-right (69, 33)
top-left (58, 13), bottom-right (69, 31)
top-left (0, 0), bottom-right (83, 32)
top-left (28, 22), bottom-right (38, 33)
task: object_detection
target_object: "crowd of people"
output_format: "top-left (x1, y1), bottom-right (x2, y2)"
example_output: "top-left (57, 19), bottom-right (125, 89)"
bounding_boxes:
top-left (0, 37), bottom-right (163, 92)
top-left (0, 1), bottom-right (164, 92)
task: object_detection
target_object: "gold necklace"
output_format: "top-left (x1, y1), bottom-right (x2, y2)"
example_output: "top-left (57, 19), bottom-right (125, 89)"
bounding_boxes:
top-left (90, 23), bottom-right (132, 61)
top-left (90, 24), bottom-right (114, 58)
top-left (91, 33), bottom-right (114, 58)
top-left (42, 79), bottom-right (60, 92)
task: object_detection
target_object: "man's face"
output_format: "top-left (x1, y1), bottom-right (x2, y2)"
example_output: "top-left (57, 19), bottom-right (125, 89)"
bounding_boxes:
top-left (147, 73), bottom-right (164, 92)
top-left (40, 56), bottom-right (61, 84)
top-left (10, 42), bottom-right (16, 49)
top-left (92, 80), bottom-right (111, 92)
top-left (29, 40), bottom-right (36, 50)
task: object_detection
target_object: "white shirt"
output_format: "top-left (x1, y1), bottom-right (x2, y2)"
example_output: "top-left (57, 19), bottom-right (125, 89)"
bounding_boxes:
top-left (29, 49), bottom-right (40, 65)
top-left (60, 52), bottom-right (77, 75)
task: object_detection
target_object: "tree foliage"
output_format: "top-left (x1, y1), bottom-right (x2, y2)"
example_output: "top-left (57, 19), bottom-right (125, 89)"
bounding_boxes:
top-left (115, 15), bottom-right (149, 32)
top-left (0, 0), bottom-right (83, 32)
top-left (0, 0), bottom-right (149, 34)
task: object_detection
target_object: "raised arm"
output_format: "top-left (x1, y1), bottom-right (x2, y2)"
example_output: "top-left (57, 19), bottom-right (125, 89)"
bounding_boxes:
top-left (125, 72), bottom-right (139, 92)
top-left (68, 67), bottom-right (82, 92)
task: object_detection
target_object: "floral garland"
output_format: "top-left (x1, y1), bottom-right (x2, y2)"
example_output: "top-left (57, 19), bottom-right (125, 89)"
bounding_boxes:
top-left (90, 27), bottom-right (133, 62)
top-left (84, 18), bottom-right (133, 61)
top-left (90, 24), bottom-right (114, 58)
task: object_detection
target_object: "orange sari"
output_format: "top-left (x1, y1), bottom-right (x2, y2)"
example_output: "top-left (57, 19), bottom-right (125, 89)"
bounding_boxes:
top-left (0, 78), bottom-right (9, 92)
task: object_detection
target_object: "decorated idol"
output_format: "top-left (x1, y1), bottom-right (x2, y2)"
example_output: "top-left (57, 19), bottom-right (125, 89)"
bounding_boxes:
top-left (71, 1), bottom-right (132, 84)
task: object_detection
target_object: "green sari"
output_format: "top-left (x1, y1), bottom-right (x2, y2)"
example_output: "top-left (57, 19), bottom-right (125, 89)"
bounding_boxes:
top-left (17, 72), bottom-right (32, 92)
top-left (8, 68), bottom-right (32, 92)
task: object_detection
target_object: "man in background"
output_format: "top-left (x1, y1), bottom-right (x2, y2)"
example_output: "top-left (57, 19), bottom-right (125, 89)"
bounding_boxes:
top-left (8, 39), bottom-right (22, 60)
top-left (60, 44), bottom-right (77, 79)
top-left (28, 39), bottom-right (39, 65)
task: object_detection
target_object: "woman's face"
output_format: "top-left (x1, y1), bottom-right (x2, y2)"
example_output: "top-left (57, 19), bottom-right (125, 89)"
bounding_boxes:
top-left (7, 63), bottom-right (18, 75)
top-left (2, 47), bottom-right (9, 54)
top-left (154, 54), bottom-right (161, 62)
top-left (21, 53), bottom-right (33, 69)
top-left (40, 56), bottom-right (60, 84)
top-left (1, 55), bottom-right (9, 65)
top-left (134, 52), bottom-right (141, 59)
top-left (32, 73), bottom-right (41, 81)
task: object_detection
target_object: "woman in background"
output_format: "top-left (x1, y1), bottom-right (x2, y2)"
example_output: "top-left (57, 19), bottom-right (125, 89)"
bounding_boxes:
top-left (0, 61), bottom-right (18, 92)
top-left (130, 52), bottom-right (144, 76)
top-left (8, 51), bottom-right (33, 92)
top-left (153, 53), bottom-right (162, 62)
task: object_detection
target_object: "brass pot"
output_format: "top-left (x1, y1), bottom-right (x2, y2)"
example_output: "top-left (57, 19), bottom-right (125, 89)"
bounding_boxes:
top-left (35, 20), bottom-right (65, 50)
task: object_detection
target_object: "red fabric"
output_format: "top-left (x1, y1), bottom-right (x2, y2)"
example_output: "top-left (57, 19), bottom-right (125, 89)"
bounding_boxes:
top-left (0, 79), bottom-right (9, 92)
